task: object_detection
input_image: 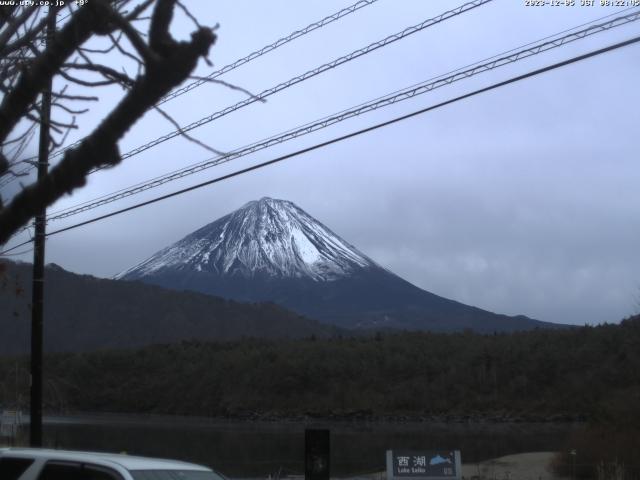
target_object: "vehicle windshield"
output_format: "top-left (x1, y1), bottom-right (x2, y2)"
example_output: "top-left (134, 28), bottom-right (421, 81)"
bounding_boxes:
top-left (130, 471), bottom-right (225, 480)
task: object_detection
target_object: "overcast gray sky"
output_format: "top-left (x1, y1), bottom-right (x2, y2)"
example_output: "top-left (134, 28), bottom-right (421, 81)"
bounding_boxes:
top-left (2, 0), bottom-right (639, 326)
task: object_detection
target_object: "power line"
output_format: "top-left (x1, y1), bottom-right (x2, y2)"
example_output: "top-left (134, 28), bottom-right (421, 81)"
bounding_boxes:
top-left (158, 0), bottom-right (380, 105)
top-left (12, 0), bottom-right (381, 173)
top-left (1, 0), bottom-right (492, 188)
top-left (1, 0), bottom-right (382, 186)
top-left (0, 247), bottom-right (34, 257)
top-left (45, 6), bottom-right (640, 216)
top-left (113, 0), bottom-right (494, 163)
top-left (2, 32), bottom-right (637, 255)
top-left (1, 239), bottom-right (36, 255)
top-left (42, 9), bottom-right (640, 223)
top-left (5, 7), bottom-right (638, 253)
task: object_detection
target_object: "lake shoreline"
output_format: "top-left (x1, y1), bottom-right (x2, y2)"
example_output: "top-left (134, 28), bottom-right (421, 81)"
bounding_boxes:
top-left (7, 414), bottom-right (582, 476)
top-left (38, 410), bottom-right (588, 426)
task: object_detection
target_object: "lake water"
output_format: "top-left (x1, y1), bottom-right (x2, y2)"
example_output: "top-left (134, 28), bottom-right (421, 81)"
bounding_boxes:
top-left (19, 415), bottom-right (583, 477)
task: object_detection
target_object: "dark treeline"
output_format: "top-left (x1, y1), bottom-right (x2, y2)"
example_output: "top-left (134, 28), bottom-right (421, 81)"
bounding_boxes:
top-left (1, 316), bottom-right (639, 423)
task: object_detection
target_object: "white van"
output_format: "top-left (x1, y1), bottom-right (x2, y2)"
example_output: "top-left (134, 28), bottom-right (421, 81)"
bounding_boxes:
top-left (0, 448), bottom-right (227, 480)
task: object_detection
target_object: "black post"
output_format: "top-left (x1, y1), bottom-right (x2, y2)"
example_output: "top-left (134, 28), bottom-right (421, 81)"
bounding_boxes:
top-left (30, 9), bottom-right (55, 448)
top-left (305, 429), bottom-right (330, 480)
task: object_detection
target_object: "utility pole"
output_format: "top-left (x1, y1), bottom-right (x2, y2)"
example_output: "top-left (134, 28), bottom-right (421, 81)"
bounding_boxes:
top-left (30, 9), bottom-right (55, 448)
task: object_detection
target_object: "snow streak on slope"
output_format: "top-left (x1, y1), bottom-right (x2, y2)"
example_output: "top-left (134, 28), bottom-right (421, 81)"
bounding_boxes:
top-left (117, 198), bottom-right (378, 281)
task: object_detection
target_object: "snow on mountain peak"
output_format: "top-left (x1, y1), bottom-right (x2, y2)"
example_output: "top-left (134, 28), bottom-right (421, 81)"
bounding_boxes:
top-left (117, 198), bottom-right (378, 281)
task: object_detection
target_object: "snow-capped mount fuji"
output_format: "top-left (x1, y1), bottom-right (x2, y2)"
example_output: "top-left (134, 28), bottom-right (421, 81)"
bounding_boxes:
top-left (117, 197), bottom-right (377, 282)
top-left (118, 197), bottom-right (560, 333)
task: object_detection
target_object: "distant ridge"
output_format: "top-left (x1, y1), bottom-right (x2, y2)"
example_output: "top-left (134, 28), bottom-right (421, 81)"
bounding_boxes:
top-left (119, 197), bottom-right (563, 333)
top-left (0, 260), bottom-right (340, 354)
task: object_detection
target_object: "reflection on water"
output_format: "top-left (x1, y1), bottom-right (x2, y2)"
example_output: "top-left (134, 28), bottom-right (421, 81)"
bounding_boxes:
top-left (34, 415), bottom-right (582, 477)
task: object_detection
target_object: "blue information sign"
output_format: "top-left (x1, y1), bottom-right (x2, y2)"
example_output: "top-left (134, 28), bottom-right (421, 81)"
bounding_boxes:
top-left (386, 450), bottom-right (461, 480)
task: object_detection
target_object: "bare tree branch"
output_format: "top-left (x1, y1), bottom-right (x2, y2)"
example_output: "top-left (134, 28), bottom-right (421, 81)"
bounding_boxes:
top-left (0, 0), bottom-right (216, 244)
top-left (58, 68), bottom-right (119, 87)
top-left (149, 0), bottom-right (174, 55)
top-left (0, 7), bottom-right (55, 57)
top-left (108, 30), bottom-right (144, 66)
top-left (0, 5), bottom-right (38, 53)
top-left (108, 7), bottom-right (160, 64)
top-left (153, 104), bottom-right (226, 156)
top-left (0, 1), bottom-right (113, 144)
top-left (189, 75), bottom-right (267, 103)
top-left (124, 0), bottom-right (156, 22)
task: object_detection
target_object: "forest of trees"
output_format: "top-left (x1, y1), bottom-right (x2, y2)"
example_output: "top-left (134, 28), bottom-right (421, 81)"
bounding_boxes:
top-left (1, 315), bottom-right (638, 423)
top-left (1, 315), bottom-right (639, 478)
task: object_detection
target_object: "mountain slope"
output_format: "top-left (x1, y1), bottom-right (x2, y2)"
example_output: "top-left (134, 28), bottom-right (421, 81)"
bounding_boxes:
top-left (117, 197), bottom-right (377, 281)
top-left (0, 261), bottom-right (340, 354)
top-left (118, 198), bottom-right (560, 332)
